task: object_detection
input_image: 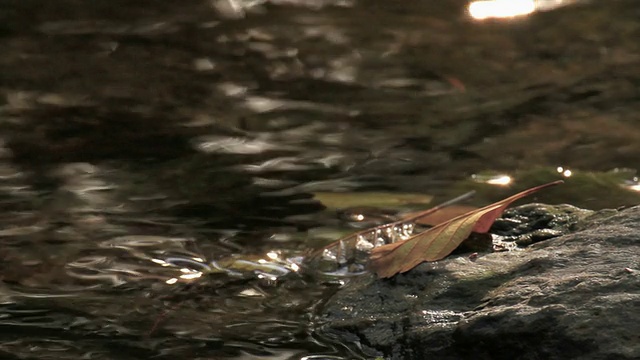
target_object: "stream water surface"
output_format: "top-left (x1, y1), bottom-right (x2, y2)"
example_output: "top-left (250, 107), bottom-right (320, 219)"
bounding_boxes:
top-left (1, 0), bottom-right (640, 358)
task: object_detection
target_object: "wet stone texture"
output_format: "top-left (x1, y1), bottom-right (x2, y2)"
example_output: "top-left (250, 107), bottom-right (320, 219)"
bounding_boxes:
top-left (318, 204), bottom-right (640, 360)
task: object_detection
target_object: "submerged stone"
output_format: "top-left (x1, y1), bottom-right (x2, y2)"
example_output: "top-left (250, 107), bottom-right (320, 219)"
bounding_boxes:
top-left (317, 204), bottom-right (640, 360)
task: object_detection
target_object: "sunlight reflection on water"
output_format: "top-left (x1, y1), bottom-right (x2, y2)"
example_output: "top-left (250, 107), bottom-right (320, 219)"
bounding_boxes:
top-left (468, 0), bottom-right (579, 20)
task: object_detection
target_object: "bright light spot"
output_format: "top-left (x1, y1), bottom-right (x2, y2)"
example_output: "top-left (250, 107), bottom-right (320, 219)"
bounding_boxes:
top-left (179, 272), bottom-right (202, 280)
top-left (487, 175), bottom-right (512, 186)
top-left (355, 214), bottom-right (365, 221)
top-left (472, 173), bottom-right (512, 186)
top-left (238, 288), bottom-right (264, 297)
top-left (557, 166), bottom-right (572, 177)
top-left (258, 259), bottom-right (267, 264)
top-left (469, 0), bottom-right (536, 20)
top-left (151, 258), bottom-right (169, 266)
top-left (257, 273), bottom-right (277, 281)
top-left (628, 184), bottom-right (640, 192)
top-left (290, 263), bottom-right (300, 272)
top-left (266, 251), bottom-right (279, 260)
top-left (180, 268), bottom-right (192, 273)
top-left (192, 257), bottom-right (204, 262)
top-left (165, 278), bottom-right (178, 285)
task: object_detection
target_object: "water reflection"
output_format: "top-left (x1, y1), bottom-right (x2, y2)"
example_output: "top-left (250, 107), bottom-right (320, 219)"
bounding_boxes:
top-left (1, 0), bottom-right (639, 358)
top-left (469, 0), bottom-right (536, 20)
top-left (468, 0), bottom-right (579, 20)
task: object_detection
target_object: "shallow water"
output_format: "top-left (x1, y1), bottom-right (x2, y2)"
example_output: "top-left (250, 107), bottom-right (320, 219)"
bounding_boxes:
top-left (1, 0), bottom-right (640, 358)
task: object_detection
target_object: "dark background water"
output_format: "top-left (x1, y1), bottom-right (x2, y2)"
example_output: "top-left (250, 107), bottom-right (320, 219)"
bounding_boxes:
top-left (1, 0), bottom-right (639, 358)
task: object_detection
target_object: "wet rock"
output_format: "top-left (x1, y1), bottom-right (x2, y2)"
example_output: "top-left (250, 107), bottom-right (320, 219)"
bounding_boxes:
top-left (491, 203), bottom-right (594, 246)
top-left (317, 204), bottom-right (640, 360)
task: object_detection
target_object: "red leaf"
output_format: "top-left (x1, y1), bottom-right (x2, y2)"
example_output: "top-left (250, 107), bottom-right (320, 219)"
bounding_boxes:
top-left (407, 205), bottom-right (479, 226)
top-left (303, 191), bottom-right (476, 272)
top-left (369, 180), bottom-right (563, 278)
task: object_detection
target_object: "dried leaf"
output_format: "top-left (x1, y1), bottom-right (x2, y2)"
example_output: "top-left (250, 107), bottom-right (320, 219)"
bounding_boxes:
top-left (370, 180), bottom-right (563, 278)
top-left (304, 191), bottom-right (476, 273)
top-left (407, 205), bottom-right (479, 226)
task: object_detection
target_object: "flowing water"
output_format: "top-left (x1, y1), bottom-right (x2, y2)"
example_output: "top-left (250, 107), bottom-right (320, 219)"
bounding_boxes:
top-left (1, 0), bottom-right (640, 358)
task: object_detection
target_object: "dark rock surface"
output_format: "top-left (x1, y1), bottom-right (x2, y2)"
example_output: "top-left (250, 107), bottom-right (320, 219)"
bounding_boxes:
top-left (317, 205), bottom-right (640, 359)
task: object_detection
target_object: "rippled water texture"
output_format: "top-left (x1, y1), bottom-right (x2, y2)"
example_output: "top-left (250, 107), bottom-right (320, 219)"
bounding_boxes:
top-left (1, 0), bottom-right (640, 358)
